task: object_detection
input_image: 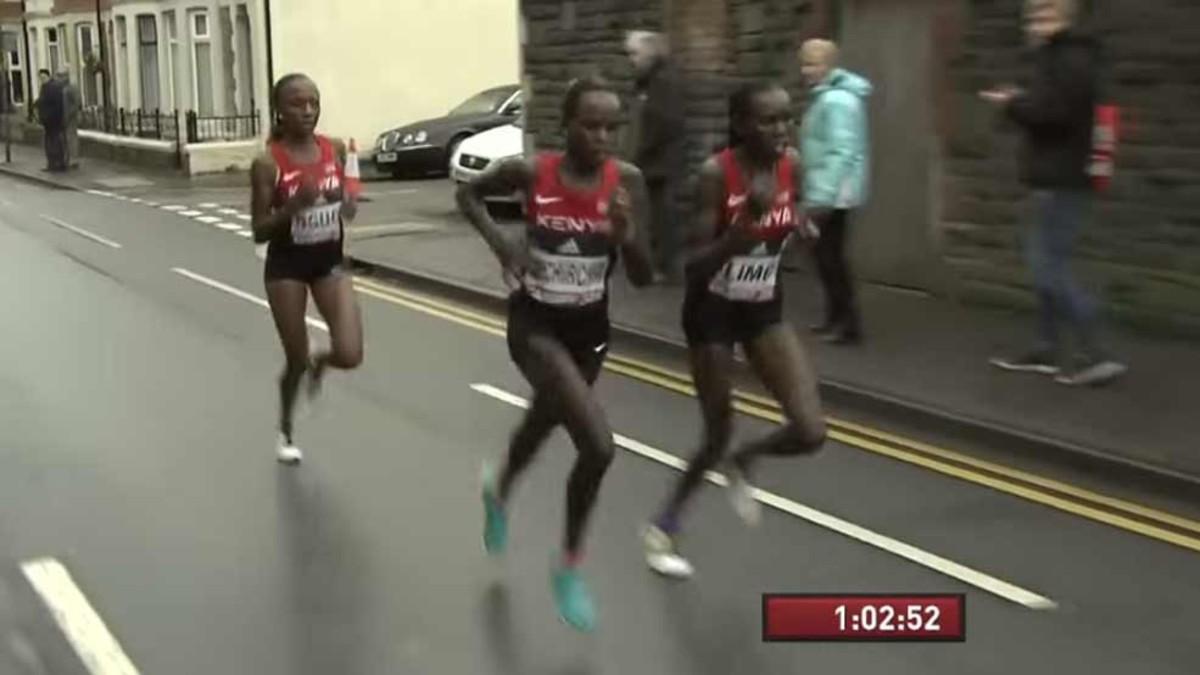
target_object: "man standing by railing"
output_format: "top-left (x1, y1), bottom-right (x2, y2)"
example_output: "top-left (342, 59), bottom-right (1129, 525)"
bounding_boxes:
top-left (36, 69), bottom-right (65, 172)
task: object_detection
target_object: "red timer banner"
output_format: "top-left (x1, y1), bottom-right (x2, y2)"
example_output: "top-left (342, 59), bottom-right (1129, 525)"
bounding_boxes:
top-left (763, 594), bottom-right (966, 642)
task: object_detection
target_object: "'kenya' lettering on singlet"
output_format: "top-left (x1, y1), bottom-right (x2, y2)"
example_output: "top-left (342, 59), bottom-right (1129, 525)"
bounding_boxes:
top-left (270, 135), bottom-right (344, 247)
top-left (522, 153), bottom-right (620, 308)
top-left (707, 148), bottom-right (799, 302)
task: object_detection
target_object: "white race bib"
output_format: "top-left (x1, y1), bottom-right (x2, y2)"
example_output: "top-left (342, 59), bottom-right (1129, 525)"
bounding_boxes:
top-left (708, 254), bottom-right (781, 302)
top-left (523, 248), bottom-right (610, 307)
top-left (290, 202), bottom-right (341, 245)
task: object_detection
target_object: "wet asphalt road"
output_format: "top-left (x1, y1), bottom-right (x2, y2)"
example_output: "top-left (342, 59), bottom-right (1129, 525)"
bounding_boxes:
top-left (0, 176), bottom-right (1197, 674)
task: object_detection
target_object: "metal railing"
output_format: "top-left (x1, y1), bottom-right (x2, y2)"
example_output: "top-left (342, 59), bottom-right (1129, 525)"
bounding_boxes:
top-left (79, 106), bottom-right (260, 144)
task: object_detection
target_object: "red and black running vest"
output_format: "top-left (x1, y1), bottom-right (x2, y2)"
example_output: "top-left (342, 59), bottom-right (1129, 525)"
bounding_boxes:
top-left (521, 153), bottom-right (620, 309)
top-left (707, 148), bottom-right (799, 303)
top-left (269, 135), bottom-right (344, 250)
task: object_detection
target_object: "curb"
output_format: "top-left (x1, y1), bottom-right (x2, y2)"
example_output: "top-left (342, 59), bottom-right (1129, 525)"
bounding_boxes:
top-left (0, 164), bottom-right (80, 191)
top-left (349, 254), bottom-right (1200, 501)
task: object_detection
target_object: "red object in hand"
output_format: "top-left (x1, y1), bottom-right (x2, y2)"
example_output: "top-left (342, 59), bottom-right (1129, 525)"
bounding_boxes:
top-left (1090, 104), bottom-right (1119, 192)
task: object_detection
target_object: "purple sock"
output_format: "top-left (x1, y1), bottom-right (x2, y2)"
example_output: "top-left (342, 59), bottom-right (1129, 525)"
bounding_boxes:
top-left (655, 512), bottom-right (681, 535)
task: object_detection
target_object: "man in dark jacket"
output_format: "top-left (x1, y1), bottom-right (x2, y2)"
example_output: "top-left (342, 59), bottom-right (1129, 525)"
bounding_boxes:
top-left (35, 69), bottom-right (66, 172)
top-left (981, 0), bottom-right (1125, 386)
top-left (625, 30), bottom-right (686, 282)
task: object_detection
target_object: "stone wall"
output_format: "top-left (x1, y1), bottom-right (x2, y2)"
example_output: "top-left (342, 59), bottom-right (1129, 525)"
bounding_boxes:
top-left (521, 0), bottom-right (1200, 335)
top-left (940, 0), bottom-right (1200, 335)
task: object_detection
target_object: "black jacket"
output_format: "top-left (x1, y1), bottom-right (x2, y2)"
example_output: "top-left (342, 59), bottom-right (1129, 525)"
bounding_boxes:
top-left (633, 63), bottom-right (686, 183)
top-left (1006, 30), bottom-right (1100, 190)
top-left (37, 80), bottom-right (65, 131)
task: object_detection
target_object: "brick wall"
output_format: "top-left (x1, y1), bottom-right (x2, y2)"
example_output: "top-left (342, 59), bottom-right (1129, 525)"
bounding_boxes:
top-left (941, 0), bottom-right (1200, 335)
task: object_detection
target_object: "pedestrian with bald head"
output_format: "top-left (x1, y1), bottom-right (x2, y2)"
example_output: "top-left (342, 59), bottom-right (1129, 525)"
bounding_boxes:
top-left (799, 38), bottom-right (872, 345)
top-left (625, 30), bottom-right (687, 283)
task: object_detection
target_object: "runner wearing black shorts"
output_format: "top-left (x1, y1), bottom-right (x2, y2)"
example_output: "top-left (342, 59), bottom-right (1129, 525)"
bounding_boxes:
top-left (643, 81), bottom-right (827, 579)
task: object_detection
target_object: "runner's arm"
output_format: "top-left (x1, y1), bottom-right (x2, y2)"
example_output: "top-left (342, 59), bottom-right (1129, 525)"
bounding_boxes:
top-left (250, 153), bottom-right (299, 245)
top-left (617, 162), bottom-right (655, 287)
top-left (455, 157), bottom-right (534, 270)
top-left (684, 157), bottom-right (754, 284)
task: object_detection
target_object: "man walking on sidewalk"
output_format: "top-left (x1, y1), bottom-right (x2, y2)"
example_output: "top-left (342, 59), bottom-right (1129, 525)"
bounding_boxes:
top-left (981, 0), bottom-right (1125, 386)
top-left (625, 30), bottom-right (686, 283)
top-left (799, 39), bottom-right (872, 345)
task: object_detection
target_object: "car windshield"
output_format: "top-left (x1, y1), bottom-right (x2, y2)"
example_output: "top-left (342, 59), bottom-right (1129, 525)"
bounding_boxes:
top-left (449, 88), bottom-right (515, 117)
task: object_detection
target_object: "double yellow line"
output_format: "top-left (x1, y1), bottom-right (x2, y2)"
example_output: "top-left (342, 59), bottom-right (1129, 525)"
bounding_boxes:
top-left (352, 275), bottom-right (1200, 554)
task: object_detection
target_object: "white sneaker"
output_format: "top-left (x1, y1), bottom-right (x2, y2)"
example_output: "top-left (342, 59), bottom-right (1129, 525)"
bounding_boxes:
top-left (276, 435), bottom-right (303, 464)
top-left (725, 463), bottom-right (761, 527)
top-left (642, 524), bottom-right (694, 579)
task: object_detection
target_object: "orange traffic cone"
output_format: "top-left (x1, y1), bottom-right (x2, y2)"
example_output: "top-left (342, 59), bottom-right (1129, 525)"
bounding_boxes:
top-left (345, 138), bottom-right (363, 200)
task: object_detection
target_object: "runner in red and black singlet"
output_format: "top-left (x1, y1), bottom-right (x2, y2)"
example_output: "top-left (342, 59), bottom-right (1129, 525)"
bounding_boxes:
top-left (250, 74), bottom-right (363, 464)
top-left (642, 81), bottom-right (828, 579)
top-left (456, 76), bottom-right (654, 632)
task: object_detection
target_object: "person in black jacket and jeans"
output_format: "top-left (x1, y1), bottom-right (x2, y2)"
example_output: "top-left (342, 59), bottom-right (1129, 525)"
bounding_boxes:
top-left (625, 31), bottom-right (687, 282)
top-left (981, 0), bottom-right (1125, 386)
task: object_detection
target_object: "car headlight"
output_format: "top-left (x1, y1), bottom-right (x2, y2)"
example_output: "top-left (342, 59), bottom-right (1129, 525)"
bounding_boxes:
top-left (401, 133), bottom-right (414, 145)
top-left (415, 131), bottom-right (428, 144)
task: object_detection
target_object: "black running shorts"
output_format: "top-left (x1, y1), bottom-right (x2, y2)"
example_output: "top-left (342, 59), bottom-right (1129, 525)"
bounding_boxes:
top-left (682, 284), bottom-right (784, 347)
top-left (507, 292), bottom-right (610, 385)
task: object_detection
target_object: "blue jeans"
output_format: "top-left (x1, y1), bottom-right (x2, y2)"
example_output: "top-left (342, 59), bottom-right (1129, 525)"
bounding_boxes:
top-left (1026, 190), bottom-right (1098, 358)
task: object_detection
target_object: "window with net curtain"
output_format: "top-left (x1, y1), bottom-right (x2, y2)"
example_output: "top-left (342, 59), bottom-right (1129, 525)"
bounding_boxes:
top-left (137, 15), bottom-right (160, 111)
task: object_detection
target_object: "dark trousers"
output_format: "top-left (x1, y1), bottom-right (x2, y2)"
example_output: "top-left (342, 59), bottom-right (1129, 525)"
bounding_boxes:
top-left (647, 179), bottom-right (680, 278)
top-left (43, 127), bottom-right (67, 172)
top-left (811, 209), bottom-right (859, 331)
top-left (1027, 190), bottom-right (1099, 358)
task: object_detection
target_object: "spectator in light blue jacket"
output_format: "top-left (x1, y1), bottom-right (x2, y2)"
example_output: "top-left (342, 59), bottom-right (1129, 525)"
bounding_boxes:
top-left (799, 39), bottom-right (872, 345)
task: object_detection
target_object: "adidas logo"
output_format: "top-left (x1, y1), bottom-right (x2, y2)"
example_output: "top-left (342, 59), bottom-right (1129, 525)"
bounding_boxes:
top-left (557, 239), bottom-right (582, 255)
top-left (750, 242), bottom-right (769, 256)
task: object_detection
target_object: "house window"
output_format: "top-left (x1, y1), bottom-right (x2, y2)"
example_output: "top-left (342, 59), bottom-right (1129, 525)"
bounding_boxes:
top-left (191, 11), bottom-right (213, 115)
top-left (137, 15), bottom-right (160, 110)
top-left (3, 32), bottom-right (24, 106)
top-left (77, 23), bottom-right (98, 105)
top-left (47, 27), bottom-right (60, 74)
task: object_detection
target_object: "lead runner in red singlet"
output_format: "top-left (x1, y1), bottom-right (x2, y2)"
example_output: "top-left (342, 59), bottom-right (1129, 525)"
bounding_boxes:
top-left (250, 74), bottom-right (363, 464)
top-left (642, 81), bottom-right (827, 579)
top-left (456, 76), bottom-right (654, 632)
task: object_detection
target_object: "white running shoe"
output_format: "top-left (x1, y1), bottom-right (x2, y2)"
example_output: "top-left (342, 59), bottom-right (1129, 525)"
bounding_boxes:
top-left (276, 435), bottom-right (303, 464)
top-left (642, 524), bottom-right (694, 579)
top-left (725, 463), bottom-right (761, 527)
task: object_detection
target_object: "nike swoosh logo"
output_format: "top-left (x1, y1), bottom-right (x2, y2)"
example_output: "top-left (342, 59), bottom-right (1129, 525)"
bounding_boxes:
top-left (727, 194), bottom-right (748, 207)
top-left (535, 195), bottom-right (563, 205)
top-left (593, 343), bottom-right (607, 353)
top-left (282, 171), bottom-right (301, 182)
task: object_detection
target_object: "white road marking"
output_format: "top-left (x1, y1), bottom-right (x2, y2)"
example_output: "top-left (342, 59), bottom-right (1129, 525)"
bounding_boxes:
top-left (112, 195), bottom-right (130, 201)
top-left (236, 214), bottom-right (252, 221)
top-left (128, 198), bottom-right (145, 204)
top-left (198, 202), bottom-right (220, 208)
top-left (216, 222), bottom-right (242, 231)
top-left (178, 210), bottom-right (203, 217)
top-left (235, 229), bottom-right (253, 238)
top-left (143, 202), bottom-right (159, 207)
top-left (195, 216), bottom-right (222, 224)
top-left (217, 208), bottom-right (240, 215)
top-left (84, 189), bottom-right (112, 198)
top-left (39, 215), bottom-right (122, 249)
top-left (21, 557), bottom-right (141, 675)
top-left (171, 267), bottom-right (328, 332)
top-left (161, 205), bottom-right (186, 211)
top-left (469, 382), bottom-right (1059, 611)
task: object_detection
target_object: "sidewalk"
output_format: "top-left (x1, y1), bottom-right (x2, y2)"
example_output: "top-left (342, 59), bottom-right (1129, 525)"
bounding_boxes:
top-left (350, 221), bottom-right (1200, 484)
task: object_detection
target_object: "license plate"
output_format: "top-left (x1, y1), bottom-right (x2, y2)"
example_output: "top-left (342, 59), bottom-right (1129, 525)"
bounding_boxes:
top-left (376, 152), bottom-right (398, 163)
